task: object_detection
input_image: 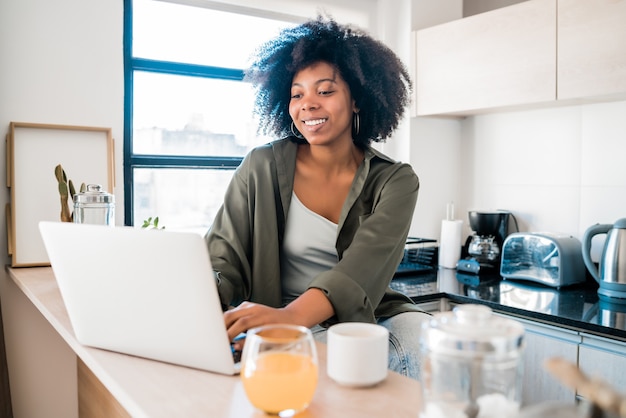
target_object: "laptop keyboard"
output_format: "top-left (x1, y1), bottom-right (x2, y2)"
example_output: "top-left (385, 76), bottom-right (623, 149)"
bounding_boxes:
top-left (231, 332), bottom-right (245, 363)
top-left (231, 346), bottom-right (242, 364)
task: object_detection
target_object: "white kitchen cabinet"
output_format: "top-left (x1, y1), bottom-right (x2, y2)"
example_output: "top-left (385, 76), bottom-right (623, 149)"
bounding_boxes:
top-left (578, 333), bottom-right (626, 397)
top-left (414, 0), bottom-right (626, 116)
top-left (415, 0), bottom-right (556, 116)
top-left (505, 316), bottom-right (581, 406)
top-left (558, 0), bottom-right (626, 101)
top-left (423, 303), bottom-right (626, 407)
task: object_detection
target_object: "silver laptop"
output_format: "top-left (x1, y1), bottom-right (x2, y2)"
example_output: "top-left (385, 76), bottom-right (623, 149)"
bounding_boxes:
top-left (38, 221), bottom-right (240, 375)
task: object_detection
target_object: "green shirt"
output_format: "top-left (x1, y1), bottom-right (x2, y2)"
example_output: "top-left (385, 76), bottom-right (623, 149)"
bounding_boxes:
top-left (206, 137), bottom-right (424, 325)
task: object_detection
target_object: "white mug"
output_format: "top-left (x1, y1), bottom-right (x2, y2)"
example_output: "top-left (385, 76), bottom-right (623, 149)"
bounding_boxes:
top-left (326, 322), bottom-right (389, 387)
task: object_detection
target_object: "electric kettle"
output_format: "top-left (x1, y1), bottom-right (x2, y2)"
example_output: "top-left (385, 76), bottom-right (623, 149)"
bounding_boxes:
top-left (582, 218), bottom-right (626, 300)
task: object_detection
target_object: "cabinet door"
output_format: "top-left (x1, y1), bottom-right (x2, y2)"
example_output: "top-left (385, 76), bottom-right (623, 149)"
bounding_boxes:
top-left (520, 320), bottom-right (580, 406)
top-left (558, 0), bottom-right (626, 100)
top-left (578, 333), bottom-right (626, 396)
top-left (415, 0), bottom-right (556, 116)
top-left (493, 314), bottom-right (580, 406)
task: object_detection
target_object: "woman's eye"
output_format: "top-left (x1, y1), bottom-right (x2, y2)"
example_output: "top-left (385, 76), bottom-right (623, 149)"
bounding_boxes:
top-left (290, 93), bottom-right (302, 99)
top-left (319, 90), bottom-right (334, 96)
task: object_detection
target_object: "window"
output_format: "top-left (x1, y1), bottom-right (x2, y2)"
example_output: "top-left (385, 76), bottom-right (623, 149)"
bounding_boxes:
top-left (124, 0), bottom-right (295, 230)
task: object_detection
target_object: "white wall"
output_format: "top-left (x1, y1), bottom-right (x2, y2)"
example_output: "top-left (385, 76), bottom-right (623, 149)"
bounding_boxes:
top-left (463, 0), bottom-right (525, 16)
top-left (0, 0), bottom-right (124, 416)
top-left (458, 101), bottom-right (626, 260)
top-left (409, 117), bottom-right (463, 238)
top-left (0, 0), bottom-right (126, 224)
top-left (407, 0), bottom-right (464, 239)
top-left (411, 98), bottom-right (626, 251)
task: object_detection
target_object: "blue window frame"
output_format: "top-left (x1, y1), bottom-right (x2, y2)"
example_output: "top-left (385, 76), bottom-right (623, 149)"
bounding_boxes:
top-left (123, 0), bottom-right (294, 229)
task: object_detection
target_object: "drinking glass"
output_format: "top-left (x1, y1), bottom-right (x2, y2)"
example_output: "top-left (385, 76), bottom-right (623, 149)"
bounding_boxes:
top-left (241, 324), bottom-right (318, 417)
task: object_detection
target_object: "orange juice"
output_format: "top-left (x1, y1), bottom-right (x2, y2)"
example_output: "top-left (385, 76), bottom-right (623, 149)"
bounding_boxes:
top-left (242, 351), bottom-right (318, 414)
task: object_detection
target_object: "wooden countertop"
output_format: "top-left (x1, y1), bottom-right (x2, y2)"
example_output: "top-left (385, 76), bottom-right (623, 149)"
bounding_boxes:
top-left (7, 267), bottom-right (422, 417)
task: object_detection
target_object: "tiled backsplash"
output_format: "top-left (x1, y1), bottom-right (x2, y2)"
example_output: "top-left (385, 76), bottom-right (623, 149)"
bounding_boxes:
top-left (460, 100), bottom-right (626, 260)
top-left (408, 100), bottom-right (626, 263)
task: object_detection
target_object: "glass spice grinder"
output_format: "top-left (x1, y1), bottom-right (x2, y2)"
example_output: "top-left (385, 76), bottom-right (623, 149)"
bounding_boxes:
top-left (419, 304), bottom-right (525, 418)
top-left (73, 184), bottom-right (115, 226)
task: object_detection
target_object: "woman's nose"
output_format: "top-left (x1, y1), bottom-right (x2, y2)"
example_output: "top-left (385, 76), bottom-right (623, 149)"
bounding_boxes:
top-left (302, 103), bottom-right (319, 111)
top-left (300, 95), bottom-right (319, 111)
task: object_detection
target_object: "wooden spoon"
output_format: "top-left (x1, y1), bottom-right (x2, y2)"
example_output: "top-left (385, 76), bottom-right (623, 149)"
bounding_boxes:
top-left (544, 357), bottom-right (626, 418)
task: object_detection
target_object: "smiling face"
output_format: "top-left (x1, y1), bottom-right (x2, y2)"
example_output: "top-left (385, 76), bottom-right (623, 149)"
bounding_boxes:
top-left (289, 61), bottom-right (358, 147)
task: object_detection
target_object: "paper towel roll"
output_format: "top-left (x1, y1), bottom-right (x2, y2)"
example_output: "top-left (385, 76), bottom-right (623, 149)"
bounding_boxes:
top-left (439, 219), bottom-right (463, 269)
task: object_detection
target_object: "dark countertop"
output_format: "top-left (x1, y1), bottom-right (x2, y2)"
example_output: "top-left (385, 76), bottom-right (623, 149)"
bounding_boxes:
top-left (390, 267), bottom-right (626, 342)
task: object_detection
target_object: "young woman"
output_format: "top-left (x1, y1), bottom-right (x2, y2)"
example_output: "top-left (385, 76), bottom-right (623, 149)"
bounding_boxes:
top-left (206, 16), bottom-right (430, 380)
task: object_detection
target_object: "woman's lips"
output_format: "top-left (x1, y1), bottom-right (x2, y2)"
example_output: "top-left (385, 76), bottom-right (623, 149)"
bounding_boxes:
top-left (302, 118), bottom-right (327, 132)
top-left (303, 118), bottom-right (327, 126)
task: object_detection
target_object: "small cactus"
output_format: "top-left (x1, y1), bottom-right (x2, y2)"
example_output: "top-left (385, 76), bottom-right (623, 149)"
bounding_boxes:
top-left (54, 164), bottom-right (85, 222)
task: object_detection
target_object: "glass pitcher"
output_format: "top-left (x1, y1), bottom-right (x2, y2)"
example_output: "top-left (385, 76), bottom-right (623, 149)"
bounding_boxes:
top-left (419, 304), bottom-right (525, 418)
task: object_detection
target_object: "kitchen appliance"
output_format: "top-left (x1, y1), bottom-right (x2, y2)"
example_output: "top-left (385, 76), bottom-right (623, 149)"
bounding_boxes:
top-left (500, 232), bottom-right (586, 288)
top-left (582, 218), bottom-right (626, 300)
top-left (457, 210), bottom-right (511, 274)
top-left (419, 304), bottom-right (525, 418)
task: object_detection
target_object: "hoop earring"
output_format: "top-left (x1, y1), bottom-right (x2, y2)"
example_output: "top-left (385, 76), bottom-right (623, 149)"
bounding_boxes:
top-left (352, 112), bottom-right (360, 137)
top-left (291, 121), bottom-right (304, 139)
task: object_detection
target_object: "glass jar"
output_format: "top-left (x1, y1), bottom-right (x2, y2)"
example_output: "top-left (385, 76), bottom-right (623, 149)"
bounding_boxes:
top-left (73, 184), bottom-right (115, 226)
top-left (419, 304), bottom-right (525, 418)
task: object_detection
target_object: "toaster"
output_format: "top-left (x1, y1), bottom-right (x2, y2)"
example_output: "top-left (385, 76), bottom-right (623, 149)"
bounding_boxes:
top-left (500, 232), bottom-right (586, 288)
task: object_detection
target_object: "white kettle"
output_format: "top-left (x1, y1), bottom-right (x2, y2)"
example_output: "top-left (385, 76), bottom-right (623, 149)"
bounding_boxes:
top-left (582, 218), bottom-right (626, 299)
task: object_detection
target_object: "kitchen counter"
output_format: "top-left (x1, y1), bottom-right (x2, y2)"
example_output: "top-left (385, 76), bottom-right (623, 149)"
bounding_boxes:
top-left (390, 267), bottom-right (626, 341)
top-left (5, 266), bottom-right (421, 418)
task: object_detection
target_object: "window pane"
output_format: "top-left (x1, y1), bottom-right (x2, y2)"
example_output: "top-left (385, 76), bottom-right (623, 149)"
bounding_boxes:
top-left (133, 71), bottom-right (272, 156)
top-left (133, 167), bottom-right (234, 231)
top-left (129, 2), bottom-right (294, 228)
top-left (133, 0), bottom-right (292, 68)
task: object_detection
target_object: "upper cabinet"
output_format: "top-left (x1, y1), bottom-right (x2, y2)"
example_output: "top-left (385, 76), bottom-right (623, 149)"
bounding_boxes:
top-left (415, 0), bottom-right (556, 116)
top-left (558, 0), bottom-right (626, 101)
top-left (415, 0), bottom-right (626, 117)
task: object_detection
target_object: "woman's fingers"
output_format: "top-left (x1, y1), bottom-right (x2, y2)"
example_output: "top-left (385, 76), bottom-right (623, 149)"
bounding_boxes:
top-left (224, 303), bottom-right (288, 341)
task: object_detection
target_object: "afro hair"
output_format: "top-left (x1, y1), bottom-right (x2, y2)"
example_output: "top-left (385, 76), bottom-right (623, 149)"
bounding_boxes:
top-left (245, 15), bottom-right (412, 148)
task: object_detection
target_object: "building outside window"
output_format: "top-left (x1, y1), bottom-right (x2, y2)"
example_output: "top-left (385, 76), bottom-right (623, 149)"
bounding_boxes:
top-left (125, 0), bottom-right (295, 230)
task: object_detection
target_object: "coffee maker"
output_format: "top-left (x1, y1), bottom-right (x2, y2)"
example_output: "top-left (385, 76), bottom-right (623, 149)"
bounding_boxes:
top-left (456, 210), bottom-right (510, 274)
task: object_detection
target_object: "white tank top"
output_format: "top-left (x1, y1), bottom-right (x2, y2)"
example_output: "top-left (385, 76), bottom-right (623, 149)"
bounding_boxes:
top-left (281, 193), bottom-right (338, 305)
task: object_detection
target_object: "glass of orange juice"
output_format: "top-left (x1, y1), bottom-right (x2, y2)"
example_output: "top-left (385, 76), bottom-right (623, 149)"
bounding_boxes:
top-left (241, 324), bottom-right (318, 417)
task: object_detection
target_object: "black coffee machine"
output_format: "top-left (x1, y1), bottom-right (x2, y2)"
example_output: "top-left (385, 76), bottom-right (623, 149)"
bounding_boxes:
top-left (456, 210), bottom-right (511, 274)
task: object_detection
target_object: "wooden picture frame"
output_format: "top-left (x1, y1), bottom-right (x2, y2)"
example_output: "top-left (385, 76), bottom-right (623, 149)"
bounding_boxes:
top-left (6, 122), bottom-right (115, 267)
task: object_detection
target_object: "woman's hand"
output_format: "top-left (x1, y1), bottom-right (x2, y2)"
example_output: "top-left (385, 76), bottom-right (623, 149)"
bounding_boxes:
top-left (224, 302), bottom-right (289, 343)
top-left (224, 288), bottom-right (334, 349)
